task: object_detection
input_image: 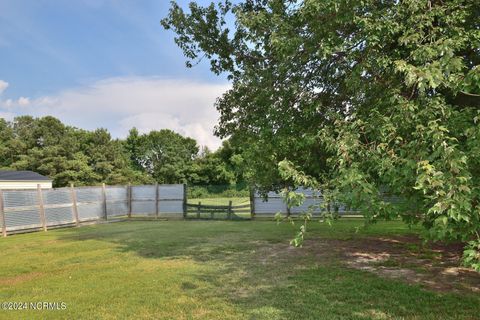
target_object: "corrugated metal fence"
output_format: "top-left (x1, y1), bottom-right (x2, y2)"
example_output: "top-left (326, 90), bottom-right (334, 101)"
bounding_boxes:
top-left (0, 183), bottom-right (186, 236)
top-left (0, 184), bottom-right (368, 236)
top-left (252, 187), bottom-right (360, 217)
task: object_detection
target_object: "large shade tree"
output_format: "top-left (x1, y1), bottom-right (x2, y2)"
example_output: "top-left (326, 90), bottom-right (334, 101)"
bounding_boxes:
top-left (162, 0), bottom-right (480, 269)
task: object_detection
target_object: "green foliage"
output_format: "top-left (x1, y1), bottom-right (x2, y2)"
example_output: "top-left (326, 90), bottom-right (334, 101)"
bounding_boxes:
top-left (0, 116), bottom-right (246, 188)
top-left (188, 146), bottom-right (236, 185)
top-left (125, 128), bottom-right (199, 184)
top-left (0, 116), bottom-right (152, 187)
top-left (163, 0), bottom-right (480, 269)
top-left (126, 129), bottom-right (245, 185)
top-left (188, 183), bottom-right (249, 199)
top-left (463, 240), bottom-right (480, 272)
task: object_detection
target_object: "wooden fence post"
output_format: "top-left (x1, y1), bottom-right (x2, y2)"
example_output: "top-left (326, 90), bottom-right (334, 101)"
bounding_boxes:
top-left (228, 200), bottom-right (232, 220)
top-left (155, 183), bottom-right (159, 219)
top-left (37, 184), bottom-right (47, 232)
top-left (70, 183), bottom-right (80, 226)
top-left (249, 187), bottom-right (255, 220)
top-left (128, 183), bottom-right (132, 219)
top-left (183, 184), bottom-right (187, 219)
top-left (0, 189), bottom-right (7, 237)
top-left (197, 201), bottom-right (201, 219)
top-left (102, 183), bottom-right (107, 221)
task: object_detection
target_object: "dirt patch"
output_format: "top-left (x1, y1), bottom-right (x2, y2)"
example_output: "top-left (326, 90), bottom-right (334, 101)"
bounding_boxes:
top-left (0, 271), bottom-right (44, 286)
top-left (335, 235), bottom-right (480, 293)
top-left (255, 235), bottom-right (480, 294)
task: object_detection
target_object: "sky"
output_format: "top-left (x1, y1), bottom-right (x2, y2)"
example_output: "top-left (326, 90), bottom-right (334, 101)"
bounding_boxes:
top-left (0, 0), bottom-right (230, 150)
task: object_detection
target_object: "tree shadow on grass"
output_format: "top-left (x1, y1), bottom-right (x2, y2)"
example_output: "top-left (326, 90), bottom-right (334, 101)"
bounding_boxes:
top-left (56, 221), bottom-right (480, 320)
top-left (173, 238), bottom-right (480, 320)
top-left (57, 220), bottom-right (285, 261)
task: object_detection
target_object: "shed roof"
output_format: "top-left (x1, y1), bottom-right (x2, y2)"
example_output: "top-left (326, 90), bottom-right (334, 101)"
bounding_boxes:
top-left (0, 170), bottom-right (51, 181)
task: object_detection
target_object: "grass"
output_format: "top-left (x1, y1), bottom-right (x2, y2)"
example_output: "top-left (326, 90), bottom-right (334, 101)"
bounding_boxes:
top-left (187, 197), bottom-right (250, 206)
top-left (186, 197), bottom-right (251, 219)
top-left (0, 219), bottom-right (478, 319)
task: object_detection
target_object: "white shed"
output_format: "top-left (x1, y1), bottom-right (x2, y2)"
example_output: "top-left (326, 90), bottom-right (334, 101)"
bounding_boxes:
top-left (0, 170), bottom-right (53, 189)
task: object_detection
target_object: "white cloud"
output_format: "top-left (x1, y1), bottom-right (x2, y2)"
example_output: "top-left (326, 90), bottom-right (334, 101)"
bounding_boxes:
top-left (0, 96), bottom-right (31, 109)
top-left (0, 77), bottom-right (230, 150)
top-left (0, 80), bottom-right (8, 95)
top-left (17, 97), bottom-right (30, 106)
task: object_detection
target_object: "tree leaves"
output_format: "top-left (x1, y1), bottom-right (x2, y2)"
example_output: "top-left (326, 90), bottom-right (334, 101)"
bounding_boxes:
top-left (163, 0), bottom-right (480, 269)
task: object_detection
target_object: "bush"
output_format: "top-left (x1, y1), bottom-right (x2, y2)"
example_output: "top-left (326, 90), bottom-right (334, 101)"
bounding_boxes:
top-left (187, 184), bottom-right (250, 199)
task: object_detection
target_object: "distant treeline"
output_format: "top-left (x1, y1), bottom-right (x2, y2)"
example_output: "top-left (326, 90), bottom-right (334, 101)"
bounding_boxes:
top-left (0, 116), bottom-right (246, 188)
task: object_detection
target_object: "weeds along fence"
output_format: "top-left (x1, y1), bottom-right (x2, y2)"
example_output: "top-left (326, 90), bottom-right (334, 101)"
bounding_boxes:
top-left (0, 184), bottom-right (186, 237)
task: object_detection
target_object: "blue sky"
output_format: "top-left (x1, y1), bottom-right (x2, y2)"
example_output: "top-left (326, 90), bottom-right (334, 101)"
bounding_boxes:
top-left (0, 0), bottom-right (230, 149)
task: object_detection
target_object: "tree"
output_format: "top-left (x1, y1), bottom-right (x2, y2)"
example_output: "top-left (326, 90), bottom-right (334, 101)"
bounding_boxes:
top-left (188, 145), bottom-right (236, 185)
top-left (0, 118), bottom-right (15, 168)
top-left (162, 0), bottom-right (480, 269)
top-left (125, 128), bottom-right (199, 183)
top-left (1, 116), bottom-right (152, 187)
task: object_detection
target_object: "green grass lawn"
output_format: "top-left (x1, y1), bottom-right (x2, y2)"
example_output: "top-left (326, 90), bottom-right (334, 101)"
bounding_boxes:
top-left (187, 197), bottom-right (250, 206)
top-left (187, 197), bottom-right (251, 219)
top-left (0, 220), bottom-right (478, 319)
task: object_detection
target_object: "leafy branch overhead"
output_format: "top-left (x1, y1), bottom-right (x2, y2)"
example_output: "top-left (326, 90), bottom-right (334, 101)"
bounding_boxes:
top-left (163, 0), bottom-right (480, 270)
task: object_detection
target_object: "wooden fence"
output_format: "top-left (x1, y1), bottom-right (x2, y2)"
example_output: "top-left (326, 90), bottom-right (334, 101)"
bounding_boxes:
top-left (186, 202), bottom-right (252, 220)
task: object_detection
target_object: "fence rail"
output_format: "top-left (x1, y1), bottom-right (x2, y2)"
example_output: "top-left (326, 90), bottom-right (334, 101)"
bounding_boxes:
top-left (0, 183), bottom-right (186, 236)
top-left (186, 202), bottom-right (251, 220)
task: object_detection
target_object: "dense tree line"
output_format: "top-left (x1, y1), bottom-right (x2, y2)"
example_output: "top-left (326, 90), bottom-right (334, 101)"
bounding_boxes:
top-left (0, 116), bottom-right (245, 188)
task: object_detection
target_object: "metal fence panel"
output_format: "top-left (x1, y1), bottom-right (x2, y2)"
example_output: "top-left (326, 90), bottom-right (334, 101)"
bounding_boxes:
top-left (105, 186), bottom-right (128, 217)
top-left (158, 200), bottom-right (183, 215)
top-left (290, 197), bottom-right (323, 215)
top-left (43, 188), bottom-right (71, 205)
top-left (106, 186), bottom-right (128, 201)
top-left (4, 209), bottom-right (42, 230)
top-left (254, 197), bottom-right (287, 215)
top-left (131, 201), bottom-right (155, 215)
top-left (75, 187), bottom-right (103, 203)
top-left (295, 187), bottom-right (321, 197)
top-left (45, 206), bottom-right (74, 226)
top-left (158, 184), bottom-right (183, 200)
top-left (255, 191), bottom-right (283, 199)
top-left (132, 185), bottom-right (156, 200)
top-left (77, 202), bottom-right (103, 221)
top-left (253, 188), bottom-right (362, 216)
top-left (107, 201), bottom-right (128, 217)
top-left (3, 190), bottom-right (39, 208)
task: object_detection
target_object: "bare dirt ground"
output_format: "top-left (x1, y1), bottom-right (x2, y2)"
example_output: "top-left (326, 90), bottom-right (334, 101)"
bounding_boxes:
top-left (256, 235), bottom-right (480, 294)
